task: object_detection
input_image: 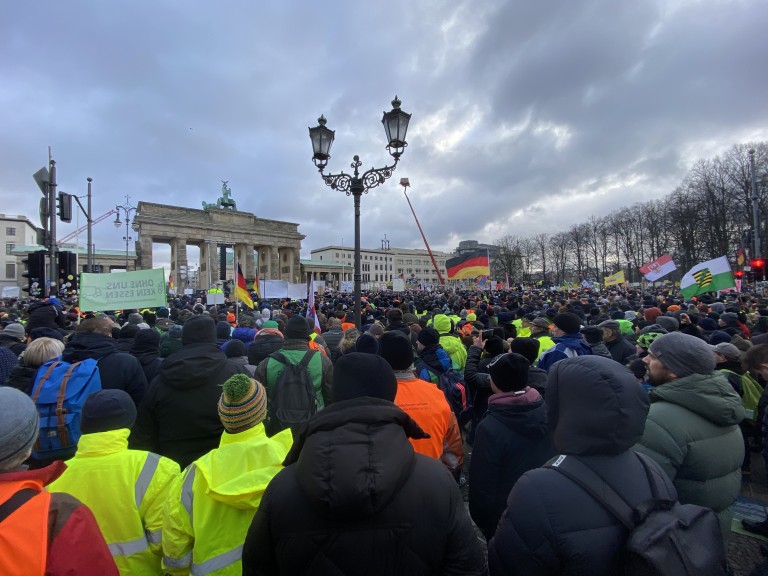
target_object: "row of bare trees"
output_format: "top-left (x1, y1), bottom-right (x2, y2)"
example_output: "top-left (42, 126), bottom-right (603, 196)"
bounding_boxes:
top-left (492, 143), bottom-right (768, 285)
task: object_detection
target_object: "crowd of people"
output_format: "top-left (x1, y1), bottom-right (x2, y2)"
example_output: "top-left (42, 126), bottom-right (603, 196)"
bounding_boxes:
top-left (0, 284), bottom-right (766, 574)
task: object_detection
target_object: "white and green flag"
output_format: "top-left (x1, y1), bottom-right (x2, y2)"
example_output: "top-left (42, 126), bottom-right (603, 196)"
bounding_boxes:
top-left (680, 256), bottom-right (735, 299)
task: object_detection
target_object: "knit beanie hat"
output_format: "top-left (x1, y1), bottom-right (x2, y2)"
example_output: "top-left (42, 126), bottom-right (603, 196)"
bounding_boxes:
top-left (655, 316), bottom-right (680, 333)
top-left (262, 320), bottom-right (279, 330)
top-left (488, 353), bottom-right (530, 392)
top-left (709, 330), bottom-right (731, 346)
top-left (81, 389), bottom-right (137, 434)
top-left (0, 387), bottom-right (39, 469)
top-left (355, 332), bottom-right (379, 354)
top-left (216, 320), bottom-right (232, 340)
top-left (553, 312), bottom-right (581, 334)
top-left (698, 317), bottom-right (718, 331)
top-left (223, 339), bottom-right (247, 358)
top-left (284, 314), bottom-right (310, 340)
top-left (1, 323), bottom-right (25, 340)
top-left (182, 315), bottom-right (217, 345)
top-left (580, 326), bottom-right (605, 345)
top-left (333, 352), bottom-right (397, 403)
top-left (417, 327), bottom-right (440, 347)
top-left (484, 336), bottom-right (505, 357)
top-left (378, 332), bottom-right (414, 370)
top-left (29, 327), bottom-right (64, 341)
top-left (711, 342), bottom-right (741, 360)
top-left (636, 332), bottom-right (664, 351)
top-left (648, 332), bottom-right (715, 378)
top-left (218, 374), bottom-right (268, 434)
top-left (509, 337), bottom-right (540, 365)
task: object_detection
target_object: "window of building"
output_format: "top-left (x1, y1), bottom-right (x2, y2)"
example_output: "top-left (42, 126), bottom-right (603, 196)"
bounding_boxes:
top-left (335, 253), bottom-right (339, 257)
top-left (5, 263), bottom-right (14, 279)
top-left (5, 243), bottom-right (14, 255)
top-left (5, 227), bottom-right (15, 236)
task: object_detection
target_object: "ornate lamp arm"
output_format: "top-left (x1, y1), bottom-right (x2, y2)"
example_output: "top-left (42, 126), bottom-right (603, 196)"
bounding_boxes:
top-left (318, 155), bottom-right (400, 196)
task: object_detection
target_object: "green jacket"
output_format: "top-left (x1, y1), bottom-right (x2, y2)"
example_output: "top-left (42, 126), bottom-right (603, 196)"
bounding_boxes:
top-left (634, 372), bottom-right (745, 540)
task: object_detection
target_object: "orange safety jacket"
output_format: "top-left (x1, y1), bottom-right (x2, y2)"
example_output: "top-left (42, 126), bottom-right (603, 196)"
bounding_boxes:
top-left (0, 484), bottom-right (49, 576)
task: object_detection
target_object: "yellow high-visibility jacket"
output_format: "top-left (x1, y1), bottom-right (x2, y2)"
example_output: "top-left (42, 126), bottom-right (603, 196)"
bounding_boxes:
top-left (162, 424), bottom-right (293, 576)
top-left (48, 429), bottom-right (180, 576)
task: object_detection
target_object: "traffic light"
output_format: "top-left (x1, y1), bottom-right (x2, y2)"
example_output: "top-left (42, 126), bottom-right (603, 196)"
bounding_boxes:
top-left (735, 270), bottom-right (744, 279)
top-left (22, 251), bottom-right (46, 297)
top-left (57, 192), bottom-right (72, 223)
top-left (57, 251), bottom-right (78, 293)
top-left (751, 259), bottom-right (765, 269)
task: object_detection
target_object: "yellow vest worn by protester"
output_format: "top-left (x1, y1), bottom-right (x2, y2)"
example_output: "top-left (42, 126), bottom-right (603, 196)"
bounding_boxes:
top-left (512, 318), bottom-right (531, 338)
top-left (48, 429), bottom-right (180, 576)
top-left (162, 424), bottom-right (293, 576)
top-left (534, 335), bottom-right (557, 360)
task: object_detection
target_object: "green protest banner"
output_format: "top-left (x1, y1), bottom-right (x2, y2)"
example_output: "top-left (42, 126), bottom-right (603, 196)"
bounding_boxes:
top-left (79, 268), bottom-right (167, 312)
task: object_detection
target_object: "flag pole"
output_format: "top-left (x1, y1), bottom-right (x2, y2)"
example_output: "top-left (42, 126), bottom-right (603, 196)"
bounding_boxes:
top-left (233, 247), bottom-right (239, 325)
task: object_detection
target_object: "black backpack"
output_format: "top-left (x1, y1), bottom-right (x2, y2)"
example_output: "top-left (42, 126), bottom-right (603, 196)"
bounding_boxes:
top-left (547, 452), bottom-right (729, 576)
top-left (423, 364), bottom-right (473, 425)
top-left (266, 350), bottom-right (318, 436)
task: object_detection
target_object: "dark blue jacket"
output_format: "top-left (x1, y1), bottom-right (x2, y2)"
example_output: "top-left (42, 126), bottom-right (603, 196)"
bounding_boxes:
top-left (536, 334), bottom-right (592, 372)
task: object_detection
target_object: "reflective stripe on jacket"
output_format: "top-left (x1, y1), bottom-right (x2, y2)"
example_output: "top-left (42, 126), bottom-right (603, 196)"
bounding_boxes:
top-left (162, 424), bottom-right (293, 576)
top-left (48, 429), bottom-right (180, 576)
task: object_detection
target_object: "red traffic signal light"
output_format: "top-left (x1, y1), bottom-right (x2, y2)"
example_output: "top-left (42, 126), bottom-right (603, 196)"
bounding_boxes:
top-left (735, 270), bottom-right (744, 279)
top-left (751, 259), bottom-right (765, 269)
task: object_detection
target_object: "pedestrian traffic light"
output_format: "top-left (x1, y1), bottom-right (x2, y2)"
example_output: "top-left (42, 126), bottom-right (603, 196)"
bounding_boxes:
top-left (751, 259), bottom-right (765, 269)
top-left (57, 250), bottom-right (78, 293)
top-left (22, 251), bottom-right (46, 297)
top-left (735, 270), bottom-right (744, 279)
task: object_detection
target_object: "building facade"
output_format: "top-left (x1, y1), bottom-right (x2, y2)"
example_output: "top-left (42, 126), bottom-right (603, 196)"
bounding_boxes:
top-left (310, 245), bottom-right (452, 288)
top-left (1, 215), bottom-right (39, 292)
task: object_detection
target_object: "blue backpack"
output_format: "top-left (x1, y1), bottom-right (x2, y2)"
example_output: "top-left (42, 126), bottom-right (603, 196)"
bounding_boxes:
top-left (424, 365), bottom-right (473, 425)
top-left (30, 358), bottom-right (102, 460)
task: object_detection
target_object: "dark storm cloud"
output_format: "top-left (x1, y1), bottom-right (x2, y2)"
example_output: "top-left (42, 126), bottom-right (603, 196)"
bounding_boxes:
top-left (1, 0), bottom-right (767, 271)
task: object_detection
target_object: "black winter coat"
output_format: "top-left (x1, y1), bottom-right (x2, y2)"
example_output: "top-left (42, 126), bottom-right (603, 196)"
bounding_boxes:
top-left (129, 342), bottom-right (245, 469)
top-left (488, 356), bottom-right (657, 576)
top-left (605, 335), bottom-right (636, 365)
top-left (62, 332), bottom-right (147, 406)
top-left (469, 388), bottom-right (553, 540)
top-left (25, 300), bottom-right (66, 332)
top-left (243, 398), bottom-right (487, 576)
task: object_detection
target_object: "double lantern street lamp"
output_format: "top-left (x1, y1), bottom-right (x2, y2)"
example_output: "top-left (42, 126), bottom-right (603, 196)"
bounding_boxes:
top-left (113, 196), bottom-right (140, 270)
top-left (309, 96), bottom-right (411, 329)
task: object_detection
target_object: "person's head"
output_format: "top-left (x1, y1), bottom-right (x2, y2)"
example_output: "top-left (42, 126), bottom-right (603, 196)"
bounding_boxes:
top-left (181, 315), bottom-right (217, 345)
top-left (22, 336), bottom-right (64, 368)
top-left (339, 328), bottom-right (361, 356)
top-left (710, 342), bottom-right (741, 365)
top-left (332, 352), bottom-right (397, 403)
top-left (744, 344), bottom-right (768, 381)
top-left (1, 323), bottom-right (25, 342)
top-left (0, 387), bottom-right (39, 471)
top-left (80, 389), bottom-right (137, 434)
top-left (546, 355), bottom-right (649, 455)
top-left (509, 337), bottom-right (540, 366)
top-left (644, 332), bottom-right (716, 385)
top-left (77, 316), bottom-right (114, 337)
top-left (635, 331), bottom-right (664, 356)
top-left (655, 315), bottom-right (680, 333)
top-left (386, 308), bottom-right (403, 324)
top-left (329, 317), bottom-right (342, 330)
top-left (284, 314), bottom-right (310, 341)
top-left (223, 339), bottom-right (247, 358)
top-left (378, 332), bottom-right (414, 371)
top-left (580, 326), bottom-right (604, 345)
top-left (218, 374), bottom-right (268, 434)
top-left (529, 317), bottom-right (550, 335)
top-left (551, 312), bottom-right (581, 337)
top-left (488, 353), bottom-right (530, 393)
top-left (597, 320), bottom-right (620, 342)
top-left (416, 327), bottom-right (440, 351)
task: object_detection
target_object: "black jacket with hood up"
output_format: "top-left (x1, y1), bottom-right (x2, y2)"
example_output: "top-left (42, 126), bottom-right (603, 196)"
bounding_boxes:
top-left (129, 341), bottom-right (245, 469)
top-left (62, 331), bottom-right (147, 406)
top-left (488, 356), bottom-right (666, 576)
top-left (242, 398), bottom-right (487, 576)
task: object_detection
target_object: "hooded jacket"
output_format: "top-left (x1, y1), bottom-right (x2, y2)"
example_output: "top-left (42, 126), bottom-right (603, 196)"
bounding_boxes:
top-left (489, 356), bottom-right (659, 576)
top-left (634, 371), bottom-right (745, 539)
top-left (242, 398), bottom-right (487, 576)
top-left (469, 387), bottom-right (553, 540)
top-left (129, 342), bottom-right (245, 469)
top-left (63, 331), bottom-right (148, 406)
top-left (25, 299), bottom-right (66, 332)
top-left (536, 334), bottom-right (592, 372)
top-left (163, 425), bottom-right (293, 576)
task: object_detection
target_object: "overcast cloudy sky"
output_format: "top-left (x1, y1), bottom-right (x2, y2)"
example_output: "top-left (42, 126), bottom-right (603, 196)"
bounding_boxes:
top-left (3, 0), bottom-right (768, 273)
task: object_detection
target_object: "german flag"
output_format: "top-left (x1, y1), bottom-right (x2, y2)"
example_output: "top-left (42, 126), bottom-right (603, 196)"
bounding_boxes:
top-left (446, 250), bottom-right (490, 280)
top-left (236, 264), bottom-right (254, 309)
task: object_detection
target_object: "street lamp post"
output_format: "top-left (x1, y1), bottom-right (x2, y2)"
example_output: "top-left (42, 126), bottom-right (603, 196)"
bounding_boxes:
top-left (381, 234), bottom-right (390, 284)
top-left (113, 195), bottom-right (139, 270)
top-left (309, 96), bottom-right (411, 328)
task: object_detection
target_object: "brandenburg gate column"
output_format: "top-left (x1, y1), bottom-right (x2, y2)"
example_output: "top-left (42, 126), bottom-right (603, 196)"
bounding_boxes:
top-left (170, 239), bottom-right (188, 286)
top-left (199, 242), bottom-right (213, 290)
top-left (137, 235), bottom-right (153, 270)
top-left (270, 245), bottom-right (280, 280)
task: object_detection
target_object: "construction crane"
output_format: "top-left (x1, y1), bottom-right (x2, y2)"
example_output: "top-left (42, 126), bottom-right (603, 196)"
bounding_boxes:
top-left (57, 209), bottom-right (117, 246)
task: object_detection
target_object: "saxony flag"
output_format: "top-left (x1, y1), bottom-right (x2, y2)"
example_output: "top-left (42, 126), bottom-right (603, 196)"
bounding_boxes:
top-left (680, 256), bottom-right (735, 299)
top-left (604, 270), bottom-right (625, 287)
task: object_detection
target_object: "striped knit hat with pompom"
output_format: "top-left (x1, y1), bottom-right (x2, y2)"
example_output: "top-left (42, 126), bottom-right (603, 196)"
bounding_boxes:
top-left (218, 374), bottom-right (268, 434)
